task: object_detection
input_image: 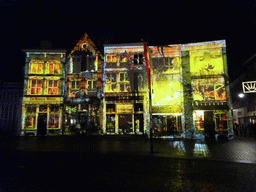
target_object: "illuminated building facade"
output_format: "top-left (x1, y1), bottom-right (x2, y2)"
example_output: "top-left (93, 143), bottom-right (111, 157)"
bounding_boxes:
top-left (64, 33), bottom-right (103, 134)
top-left (103, 43), bottom-right (148, 134)
top-left (21, 50), bottom-right (66, 136)
top-left (103, 40), bottom-right (233, 137)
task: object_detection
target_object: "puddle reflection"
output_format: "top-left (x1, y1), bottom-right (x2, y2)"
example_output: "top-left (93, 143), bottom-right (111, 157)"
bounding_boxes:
top-left (168, 141), bottom-right (211, 157)
top-left (193, 143), bottom-right (211, 157)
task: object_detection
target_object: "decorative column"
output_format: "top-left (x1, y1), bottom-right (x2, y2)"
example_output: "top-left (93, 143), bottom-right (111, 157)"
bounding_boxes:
top-left (181, 51), bottom-right (194, 138)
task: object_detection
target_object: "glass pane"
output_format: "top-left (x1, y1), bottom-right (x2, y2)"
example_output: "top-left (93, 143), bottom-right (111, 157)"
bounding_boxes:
top-left (31, 88), bottom-right (35, 94)
top-left (49, 80), bottom-right (53, 87)
top-left (54, 64), bottom-right (60, 74)
top-left (120, 84), bottom-right (124, 91)
top-left (54, 80), bottom-right (58, 87)
top-left (37, 80), bottom-right (42, 87)
top-left (49, 115), bottom-right (59, 128)
top-left (93, 81), bottom-right (96, 89)
top-left (120, 73), bottom-right (124, 81)
top-left (49, 64), bottom-right (53, 74)
top-left (124, 73), bottom-right (128, 81)
top-left (88, 81), bottom-right (92, 89)
top-left (32, 80), bottom-right (36, 87)
top-left (39, 105), bottom-right (47, 112)
top-left (72, 81), bottom-right (76, 89)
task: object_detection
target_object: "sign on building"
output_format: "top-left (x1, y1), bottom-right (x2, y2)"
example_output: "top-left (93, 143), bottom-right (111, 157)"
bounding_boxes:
top-left (242, 81), bottom-right (256, 93)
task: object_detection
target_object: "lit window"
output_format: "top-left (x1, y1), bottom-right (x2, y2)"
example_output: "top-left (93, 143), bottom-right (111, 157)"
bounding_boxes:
top-left (25, 115), bottom-right (36, 128)
top-left (29, 79), bottom-right (42, 95)
top-left (120, 72), bottom-right (129, 82)
top-left (71, 81), bottom-right (80, 89)
top-left (106, 55), bottom-right (117, 63)
top-left (88, 80), bottom-right (96, 90)
top-left (47, 60), bottom-right (61, 74)
top-left (29, 60), bottom-right (44, 74)
top-left (106, 73), bottom-right (116, 83)
top-left (120, 72), bottom-right (130, 92)
top-left (105, 73), bottom-right (117, 92)
top-left (49, 115), bottom-right (59, 128)
top-left (48, 80), bottom-right (59, 95)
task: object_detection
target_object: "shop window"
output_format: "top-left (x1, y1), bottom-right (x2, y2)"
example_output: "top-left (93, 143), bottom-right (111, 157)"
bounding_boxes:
top-left (26, 105), bottom-right (36, 113)
top-left (29, 60), bottom-right (44, 74)
top-left (71, 81), bottom-right (80, 89)
top-left (153, 115), bottom-right (182, 134)
top-left (48, 80), bottom-right (59, 95)
top-left (39, 105), bottom-right (47, 113)
top-left (106, 114), bottom-right (115, 133)
top-left (88, 80), bottom-right (96, 90)
top-left (106, 104), bottom-right (115, 112)
top-left (47, 60), bottom-right (61, 74)
top-left (134, 103), bottom-right (143, 112)
top-left (25, 115), bottom-right (36, 128)
top-left (29, 79), bottom-right (42, 95)
top-left (215, 113), bottom-right (227, 131)
top-left (194, 111), bottom-right (204, 131)
top-left (134, 54), bottom-right (144, 65)
top-left (49, 115), bottom-right (59, 128)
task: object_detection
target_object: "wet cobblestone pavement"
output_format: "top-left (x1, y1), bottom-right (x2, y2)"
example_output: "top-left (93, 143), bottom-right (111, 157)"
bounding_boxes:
top-left (0, 136), bottom-right (255, 191)
top-left (12, 135), bottom-right (256, 163)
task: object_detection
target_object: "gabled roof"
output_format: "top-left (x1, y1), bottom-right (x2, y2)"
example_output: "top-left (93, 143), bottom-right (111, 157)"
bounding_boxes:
top-left (67, 33), bottom-right (103, 59)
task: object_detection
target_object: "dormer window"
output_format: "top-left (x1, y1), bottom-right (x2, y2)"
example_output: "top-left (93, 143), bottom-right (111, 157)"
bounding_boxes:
top-left (134, 54), bottom-right (144, 65)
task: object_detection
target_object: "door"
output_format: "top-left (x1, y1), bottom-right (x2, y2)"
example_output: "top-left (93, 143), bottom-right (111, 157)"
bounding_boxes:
top-left (37, 113), bottom-right (47, 136)
top-left (119, 114), bottom-right (132, 134)
top-left (134, 114), bottom-right (144, 133)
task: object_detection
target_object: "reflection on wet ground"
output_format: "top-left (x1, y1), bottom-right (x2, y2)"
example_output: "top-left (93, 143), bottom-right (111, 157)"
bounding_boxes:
top-left (1, 137), bottom-right (256, 191)
top-left (14, 136), bottom-right (256, 162)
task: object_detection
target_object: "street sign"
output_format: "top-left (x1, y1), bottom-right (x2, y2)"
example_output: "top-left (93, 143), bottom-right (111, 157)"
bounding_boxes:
top-left (242, 81), bottom-right (256, 93)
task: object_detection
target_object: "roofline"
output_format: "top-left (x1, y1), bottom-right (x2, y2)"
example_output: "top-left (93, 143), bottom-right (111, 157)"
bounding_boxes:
top-left (21, 49), bottom-right (67, 53)
top-left (104, 42), bottom-right (144, 48)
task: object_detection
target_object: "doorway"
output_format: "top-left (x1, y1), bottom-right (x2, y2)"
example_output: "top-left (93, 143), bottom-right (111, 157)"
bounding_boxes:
top-left (134, 114), bottom-right (144, 133)
top-left (119, 114), bottom-right (132, 134)
top-left (37, 113), bottom-right (47, 136)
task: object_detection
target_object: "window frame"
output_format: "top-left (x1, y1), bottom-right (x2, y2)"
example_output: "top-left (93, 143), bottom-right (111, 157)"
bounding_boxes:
top-left (47, 80), bottom-right (59, 95)
top-left (29, 79), bottom-right (43, 95)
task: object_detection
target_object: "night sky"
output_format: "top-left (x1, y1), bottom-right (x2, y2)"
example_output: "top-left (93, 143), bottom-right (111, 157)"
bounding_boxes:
top-left (1, 0), bottom-right (256, 83)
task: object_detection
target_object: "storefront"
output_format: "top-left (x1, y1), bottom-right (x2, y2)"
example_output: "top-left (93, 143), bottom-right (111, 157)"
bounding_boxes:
top-left (21, 97), bottom-right (63, 136)
top-left (104, 98), bottom-right (146, 134)
top-left (152, 114), bottom-right (182, 135)
top-left (64, 97), bottom-right (101, 134)
top-left (193, 110), bottom-right (228, 132)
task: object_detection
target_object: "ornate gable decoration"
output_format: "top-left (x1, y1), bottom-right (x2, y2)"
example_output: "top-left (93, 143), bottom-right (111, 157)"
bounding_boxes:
top-left (68, 33), bottom-right (103, 59)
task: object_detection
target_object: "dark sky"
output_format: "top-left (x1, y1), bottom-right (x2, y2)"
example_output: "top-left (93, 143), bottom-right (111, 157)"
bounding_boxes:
top-left (1, 0), bottom-right (256, 82)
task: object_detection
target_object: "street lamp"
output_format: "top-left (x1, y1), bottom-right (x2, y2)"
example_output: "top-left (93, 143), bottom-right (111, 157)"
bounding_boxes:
top-left (238, 93), bottom-right (245, 98)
